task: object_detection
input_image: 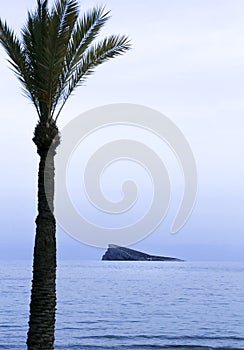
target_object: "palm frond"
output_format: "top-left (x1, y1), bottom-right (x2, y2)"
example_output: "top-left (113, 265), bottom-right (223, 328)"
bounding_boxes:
top-left (0, 19), bottom-right (41, 116)
top-left (21, 0), bottom-right (51, 119)
top-left (66, 7), bottom-right (110, 73)
top-left (0, 0), bottom-right (131, 122)
top-left (54, 34), bottom-right (131, 121)
top-left (46, 0), bottom-right (79, 118)
top-left (51, 6), bottom-right (110, 116)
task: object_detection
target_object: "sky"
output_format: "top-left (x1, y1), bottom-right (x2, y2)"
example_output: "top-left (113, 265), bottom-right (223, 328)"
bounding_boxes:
top-left (0, 0), bottom-right (244, 261)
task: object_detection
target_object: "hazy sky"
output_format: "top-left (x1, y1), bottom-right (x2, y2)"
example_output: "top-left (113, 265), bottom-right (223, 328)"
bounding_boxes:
top-left (0, 0), bottom-right (244, 260)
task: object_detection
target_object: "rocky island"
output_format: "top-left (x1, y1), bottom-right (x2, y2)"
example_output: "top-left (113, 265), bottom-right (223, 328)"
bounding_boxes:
top-left (102, 244), bottom-right (183, 261)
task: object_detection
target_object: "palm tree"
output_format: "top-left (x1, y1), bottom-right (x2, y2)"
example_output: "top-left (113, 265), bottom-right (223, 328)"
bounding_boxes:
top-left (0, 1), bottom-right (130, 348)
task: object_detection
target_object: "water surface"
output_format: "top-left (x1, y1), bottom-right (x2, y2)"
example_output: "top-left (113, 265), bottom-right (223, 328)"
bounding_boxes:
top-left (0, 261), bottom-right (243, 349)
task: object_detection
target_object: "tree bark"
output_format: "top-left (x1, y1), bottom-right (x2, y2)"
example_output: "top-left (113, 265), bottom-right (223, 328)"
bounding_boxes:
top-left (27, 122), bottom-right (60, 350)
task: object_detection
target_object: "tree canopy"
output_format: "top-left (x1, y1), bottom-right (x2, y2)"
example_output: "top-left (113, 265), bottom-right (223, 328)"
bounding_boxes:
top-left (0, 0), bottom-right (130, 122)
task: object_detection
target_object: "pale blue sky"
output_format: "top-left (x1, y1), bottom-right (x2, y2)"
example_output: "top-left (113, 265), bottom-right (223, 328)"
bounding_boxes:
top-left (0, 0), bottom-right (244, 260)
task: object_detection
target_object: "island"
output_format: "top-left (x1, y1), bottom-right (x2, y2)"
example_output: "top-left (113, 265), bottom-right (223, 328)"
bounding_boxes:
top-left (102, 244), bottom-right (183, 261)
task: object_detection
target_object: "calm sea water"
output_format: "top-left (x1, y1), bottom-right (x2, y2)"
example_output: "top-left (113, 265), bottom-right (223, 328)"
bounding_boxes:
top-left (0, 261), bottom-right (244, 350)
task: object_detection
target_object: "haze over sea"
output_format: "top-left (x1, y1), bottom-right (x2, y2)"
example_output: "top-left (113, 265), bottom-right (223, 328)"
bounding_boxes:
top-left (1, 260), bottom-right (244, 350)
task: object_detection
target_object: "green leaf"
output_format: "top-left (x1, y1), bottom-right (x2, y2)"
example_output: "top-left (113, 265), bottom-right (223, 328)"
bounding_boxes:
top-left (0, 0), bottom-right (131, 122)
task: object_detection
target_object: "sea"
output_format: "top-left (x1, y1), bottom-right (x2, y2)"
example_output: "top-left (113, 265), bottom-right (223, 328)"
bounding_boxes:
top-left (0, 261), bottom-right (244, 350)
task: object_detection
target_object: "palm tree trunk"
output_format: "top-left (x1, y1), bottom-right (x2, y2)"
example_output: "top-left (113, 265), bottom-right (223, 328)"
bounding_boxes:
top-left (27, 122), bottom-right (60, 350)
